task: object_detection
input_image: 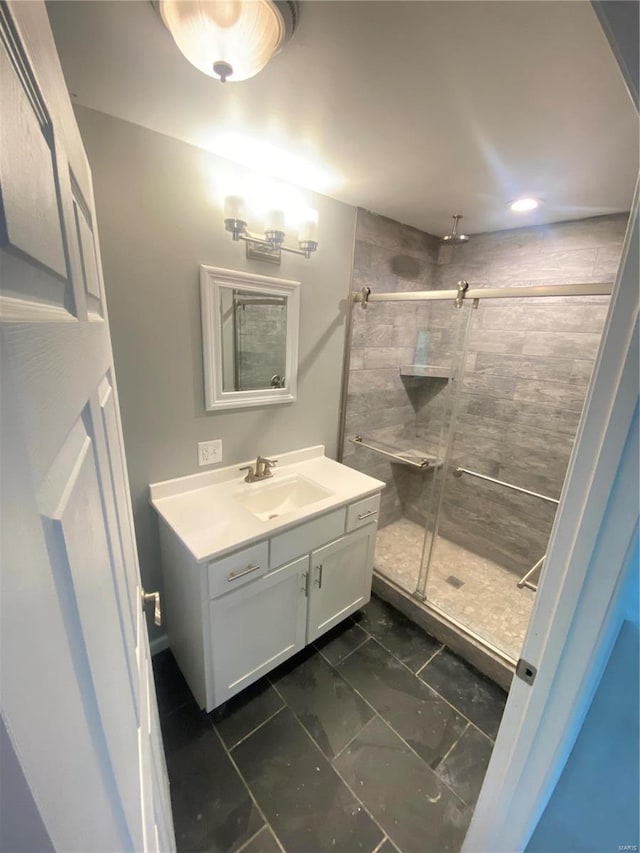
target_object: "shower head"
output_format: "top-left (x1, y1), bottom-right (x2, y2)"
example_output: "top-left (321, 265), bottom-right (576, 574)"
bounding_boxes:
top-left (442, 214), bottom-right (470, 244)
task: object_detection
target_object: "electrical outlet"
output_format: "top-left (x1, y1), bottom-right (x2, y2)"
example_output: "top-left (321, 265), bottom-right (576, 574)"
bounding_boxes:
top-left (198, 439), bottom-right (222, 467)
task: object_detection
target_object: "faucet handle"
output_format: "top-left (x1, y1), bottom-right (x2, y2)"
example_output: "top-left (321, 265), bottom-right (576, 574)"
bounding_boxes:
top-left (239, 465), bottom-right (256, 482)
top-left (261, 457), bottom-right (278, 468)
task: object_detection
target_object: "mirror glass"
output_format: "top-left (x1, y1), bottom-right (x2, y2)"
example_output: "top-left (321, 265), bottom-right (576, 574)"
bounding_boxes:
top-left (219, 288), bottom-right (288, 392)
top-left (201, 266), bottom-right (300, 411)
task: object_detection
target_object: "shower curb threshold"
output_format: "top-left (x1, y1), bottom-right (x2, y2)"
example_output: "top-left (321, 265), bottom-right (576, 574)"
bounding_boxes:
top-left (372, 571), bottom-right (515, 692)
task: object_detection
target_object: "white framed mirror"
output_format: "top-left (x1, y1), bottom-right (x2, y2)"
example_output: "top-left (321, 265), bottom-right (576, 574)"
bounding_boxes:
top-left (200, 265), bottom-right (300, 411)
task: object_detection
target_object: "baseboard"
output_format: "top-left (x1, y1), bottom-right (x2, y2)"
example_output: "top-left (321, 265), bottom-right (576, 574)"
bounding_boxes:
top-left (150, 634), bottom-right (169, 656)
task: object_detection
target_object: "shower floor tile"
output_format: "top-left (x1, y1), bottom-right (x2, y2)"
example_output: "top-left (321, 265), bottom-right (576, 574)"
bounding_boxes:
top-left (375, 518), bottom-right (535, 660)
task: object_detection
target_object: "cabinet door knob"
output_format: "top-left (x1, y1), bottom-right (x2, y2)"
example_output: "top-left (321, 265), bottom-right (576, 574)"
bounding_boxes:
top-left (315, 564), bottom-right (323, 589)
top-left (141, 589), bottom-right (162, 626)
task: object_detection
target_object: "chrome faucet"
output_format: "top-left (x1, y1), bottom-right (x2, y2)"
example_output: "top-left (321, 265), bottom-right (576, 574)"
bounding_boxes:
top-left (239, 456), bottom-right (278, 483)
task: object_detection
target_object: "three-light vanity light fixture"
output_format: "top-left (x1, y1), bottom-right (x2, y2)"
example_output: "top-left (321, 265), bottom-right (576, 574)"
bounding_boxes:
top-left (223, 195), bottom-right (318, 262)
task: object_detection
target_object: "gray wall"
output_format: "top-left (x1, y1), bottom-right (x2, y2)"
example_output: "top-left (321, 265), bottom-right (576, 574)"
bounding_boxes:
top-left (343, 210), bottom-right (627, 575)
top-left (76, 107), bottom-right (356, 641)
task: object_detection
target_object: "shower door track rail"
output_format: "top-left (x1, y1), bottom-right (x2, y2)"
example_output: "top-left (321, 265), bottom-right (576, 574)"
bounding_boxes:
top-left (353, 280), bottom-right (613, 306)
top-left (453, 467), bottom-right (560, 505)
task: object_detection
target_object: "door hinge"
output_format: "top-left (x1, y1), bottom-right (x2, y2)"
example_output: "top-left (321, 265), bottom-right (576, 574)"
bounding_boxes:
top-left (516, 658), bottom-right (537, 686)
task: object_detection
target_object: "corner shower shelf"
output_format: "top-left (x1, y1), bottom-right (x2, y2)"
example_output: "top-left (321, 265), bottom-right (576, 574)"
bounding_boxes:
top-left (350, 435), bottom-right (443, 470)
top-left (399, 365), bottom-right (451, 379)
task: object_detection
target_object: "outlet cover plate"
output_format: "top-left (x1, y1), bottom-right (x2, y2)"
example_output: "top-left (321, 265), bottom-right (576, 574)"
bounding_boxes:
top-left (198, 439), bottom-right (222, 467)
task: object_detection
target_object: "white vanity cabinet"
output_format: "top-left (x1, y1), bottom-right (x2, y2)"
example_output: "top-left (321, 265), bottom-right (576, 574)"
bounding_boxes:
top-left (157, 493), bottom-right (381, 711)
top-left (151, 446), bottom-right (385, 712)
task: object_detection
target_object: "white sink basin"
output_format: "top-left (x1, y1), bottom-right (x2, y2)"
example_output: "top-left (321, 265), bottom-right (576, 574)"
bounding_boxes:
top-left (235, 474), bottom-right (334, 521)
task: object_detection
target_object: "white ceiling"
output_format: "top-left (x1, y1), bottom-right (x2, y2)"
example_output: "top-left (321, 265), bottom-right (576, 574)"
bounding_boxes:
top-left (46, 0), bottom-right (638, 236)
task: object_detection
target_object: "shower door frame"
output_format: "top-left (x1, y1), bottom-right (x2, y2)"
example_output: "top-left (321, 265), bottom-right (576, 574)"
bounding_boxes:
top-left (340, 278), bottom-right (615, 668)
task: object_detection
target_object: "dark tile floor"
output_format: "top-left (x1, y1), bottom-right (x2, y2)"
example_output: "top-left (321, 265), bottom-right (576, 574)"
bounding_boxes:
top-left (153, 594), bottom-right (508, 853)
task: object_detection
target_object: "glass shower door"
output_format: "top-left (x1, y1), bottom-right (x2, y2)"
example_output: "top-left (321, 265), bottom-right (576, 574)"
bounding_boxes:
top-left (417, 293), bottom-right (608, 662)
top-left (341, 297), bottom-right (471, 598)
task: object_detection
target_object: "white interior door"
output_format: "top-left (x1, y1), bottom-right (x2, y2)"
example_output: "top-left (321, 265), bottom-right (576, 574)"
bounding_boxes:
top-left (0, 3), bottom-right (174, 850)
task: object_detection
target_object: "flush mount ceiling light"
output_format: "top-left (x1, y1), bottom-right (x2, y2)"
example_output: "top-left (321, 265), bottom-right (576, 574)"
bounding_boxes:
top-left (157, 0), bottom-right (298, 83)
top-left (510, 197), bottom-right (541, 213)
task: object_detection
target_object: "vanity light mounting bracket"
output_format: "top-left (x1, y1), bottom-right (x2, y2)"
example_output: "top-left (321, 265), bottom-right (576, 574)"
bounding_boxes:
top-left (224, 218), bottom-right (317, 264)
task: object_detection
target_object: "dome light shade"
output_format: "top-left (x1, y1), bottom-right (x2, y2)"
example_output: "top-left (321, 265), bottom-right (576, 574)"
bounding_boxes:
top-left (158, 1), bottom-right (296, 83)
top-left (510, 197), bottom-right (540, 213)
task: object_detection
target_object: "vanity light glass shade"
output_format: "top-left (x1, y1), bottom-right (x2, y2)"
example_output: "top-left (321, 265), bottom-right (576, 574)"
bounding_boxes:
top-left (264, 209), bottom-right (286, 233)
top-left (224, 195), bottom-right (246, 220)
top-left (159, 0), bottom-right (285, 82)
top-left (299, 209), bottom-right (318, 243)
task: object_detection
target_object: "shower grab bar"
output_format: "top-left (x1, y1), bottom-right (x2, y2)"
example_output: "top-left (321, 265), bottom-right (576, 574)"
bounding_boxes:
top-left (350, 435), bottom-right (436, 469)
top-left (453, 467), bottom-right (559, 505)
top-left (517, 554), bottom-right (546, 592)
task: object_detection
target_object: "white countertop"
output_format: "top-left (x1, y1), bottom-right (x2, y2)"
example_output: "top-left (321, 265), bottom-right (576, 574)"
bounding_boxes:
top-left (149, 446), bottom-right (385, 562)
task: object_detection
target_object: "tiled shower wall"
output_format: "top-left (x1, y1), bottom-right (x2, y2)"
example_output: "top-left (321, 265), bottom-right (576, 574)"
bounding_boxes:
top-left (343, 211), bottom-right (443, 528)
top-left (343, 210), bottom-right (627, 576)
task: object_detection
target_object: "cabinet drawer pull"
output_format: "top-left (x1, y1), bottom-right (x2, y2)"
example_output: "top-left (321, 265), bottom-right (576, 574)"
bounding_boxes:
top-left (358, 509), bottom-right (378, 520)
top-left (315, 564), bottom-right (324, 589)
top-left (228, 563), bottom-right (261, 582)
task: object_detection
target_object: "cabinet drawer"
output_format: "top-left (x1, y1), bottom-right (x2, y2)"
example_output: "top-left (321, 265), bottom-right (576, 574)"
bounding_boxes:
top-left (208, 541), bottom-right (269, 599)
top-left (346, 493), bottom-right (381, 532)
top-left (270, 507), bottom-right (346, 569)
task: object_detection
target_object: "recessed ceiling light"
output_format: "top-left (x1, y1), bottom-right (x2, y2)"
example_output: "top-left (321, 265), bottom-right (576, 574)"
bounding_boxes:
top-left (510, 198), bottom-right (540, 213)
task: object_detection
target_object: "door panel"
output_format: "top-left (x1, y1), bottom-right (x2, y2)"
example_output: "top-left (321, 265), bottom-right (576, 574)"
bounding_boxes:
top-left (0, 47), bottom-right (66, 278)
top-left (307, 525), bottom-right (376, 642)
top-left (0, 3), bottom-right (174, 849)
top-left (39, 413), bottom-right (143, 847)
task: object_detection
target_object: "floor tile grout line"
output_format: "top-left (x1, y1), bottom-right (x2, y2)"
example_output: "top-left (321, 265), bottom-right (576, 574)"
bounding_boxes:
top-left (158, 696), bottom-right (192, 720)
top-left (208, 719), bottom-right (287, 853)
top-left (331, 714), bottom-right (378, 762)
top-left (310, 645), bottom-right (471, 813)
top-left (314, 632), bottom-right (370, 667)
top-left (220, 704), bottom-right (286, 753)
top-left (266, 684), bottom-right (390, 850)
top-left (415, 645), bottom-right (444, 676)
top-left (333, 673), bottom-right (469, 812)
top-left (234, 824), bottom-right (271, 853)
top-left (362, 635), bottom-right (500, 742)
top-left (371, 834), bottom-right (390, 853)
top-left (433, 721), bottom-right (470, 773)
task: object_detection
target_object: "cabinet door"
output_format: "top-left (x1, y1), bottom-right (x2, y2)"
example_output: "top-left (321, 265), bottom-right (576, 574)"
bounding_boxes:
top-left (208, 556), bottom-right (308, 709)
top-left (307, 524), bottom-right (376, 643)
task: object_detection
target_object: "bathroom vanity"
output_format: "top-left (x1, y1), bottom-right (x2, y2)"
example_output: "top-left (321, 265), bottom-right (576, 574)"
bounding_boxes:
top-left (150, 446), bottom-right (384, 711)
